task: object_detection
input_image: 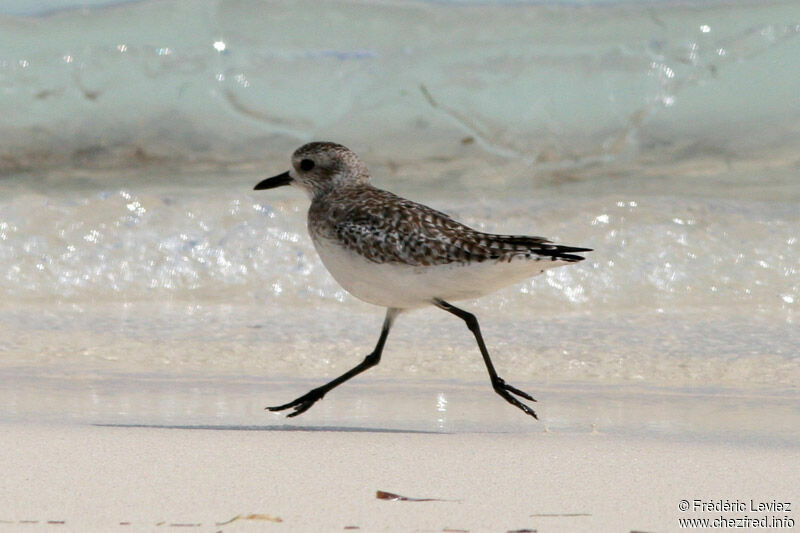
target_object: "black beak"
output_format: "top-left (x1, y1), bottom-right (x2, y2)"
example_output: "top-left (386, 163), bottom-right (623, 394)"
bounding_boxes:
top-left (254, 171), bottom-right (293, 190)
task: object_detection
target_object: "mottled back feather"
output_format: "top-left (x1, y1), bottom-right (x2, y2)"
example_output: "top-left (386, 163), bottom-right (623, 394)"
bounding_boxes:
top-left (309, 185), bottom-right (590, 267)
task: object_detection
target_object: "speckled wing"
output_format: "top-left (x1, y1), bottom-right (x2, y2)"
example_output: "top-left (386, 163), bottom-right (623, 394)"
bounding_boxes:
top-left (314, 187), bottom-right (591, 266)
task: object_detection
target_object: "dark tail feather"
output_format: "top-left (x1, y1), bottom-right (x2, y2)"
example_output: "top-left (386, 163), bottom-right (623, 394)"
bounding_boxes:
top-left (499, 235), bottom-right (592, 262)
top-left (539, 245), bottom-right (592, 262)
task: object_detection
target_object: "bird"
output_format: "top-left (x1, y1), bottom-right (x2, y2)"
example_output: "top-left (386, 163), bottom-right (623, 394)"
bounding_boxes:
top-left (254, 142), bottom-right (591, 419)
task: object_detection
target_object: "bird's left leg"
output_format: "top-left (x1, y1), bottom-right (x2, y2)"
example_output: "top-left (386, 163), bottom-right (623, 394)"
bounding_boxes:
top-left (433, 298), bottom-right (537, 419)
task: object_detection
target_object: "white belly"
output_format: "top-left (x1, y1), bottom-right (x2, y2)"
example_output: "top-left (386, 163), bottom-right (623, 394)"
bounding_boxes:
top-left (312, 236), bottom-right (568, 309)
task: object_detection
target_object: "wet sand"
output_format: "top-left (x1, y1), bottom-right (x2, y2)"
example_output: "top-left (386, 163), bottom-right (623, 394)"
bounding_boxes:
top-left (2, 377), bottom-right (798, 532)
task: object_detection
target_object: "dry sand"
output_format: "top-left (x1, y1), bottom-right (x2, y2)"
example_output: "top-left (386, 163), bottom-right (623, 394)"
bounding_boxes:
top-left (2, 421), bottom-right (798, 532)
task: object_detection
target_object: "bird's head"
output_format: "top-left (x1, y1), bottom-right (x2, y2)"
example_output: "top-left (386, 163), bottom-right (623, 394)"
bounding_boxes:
top-left (254, 142), bottom-right (370, 199)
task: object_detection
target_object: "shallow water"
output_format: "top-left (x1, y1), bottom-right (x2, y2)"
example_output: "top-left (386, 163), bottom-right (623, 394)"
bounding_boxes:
top-left (2, 0), bottom-right (799, 168)
top-left (1, 163), bottom-right (798, 437)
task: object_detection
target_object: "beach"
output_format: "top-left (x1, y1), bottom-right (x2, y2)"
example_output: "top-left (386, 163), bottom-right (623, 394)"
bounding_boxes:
top-left (1, 0), bottom-right (799, 530)
top-left (1, 171), bottom-right (797, 531)
top-left (2, 413), bottom-right (797, 532)
top-left (2, 366), bottom-right (798, 531)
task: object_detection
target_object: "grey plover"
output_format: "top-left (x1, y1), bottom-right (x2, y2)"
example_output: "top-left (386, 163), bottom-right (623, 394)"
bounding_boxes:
top-left (254, 142), bottom-right (591, 419)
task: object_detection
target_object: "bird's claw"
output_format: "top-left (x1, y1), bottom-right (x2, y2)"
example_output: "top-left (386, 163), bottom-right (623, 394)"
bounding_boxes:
top-left (492, 377), bottom-right (538, 419)
top-left (267, 388), bottom-right (325, 418)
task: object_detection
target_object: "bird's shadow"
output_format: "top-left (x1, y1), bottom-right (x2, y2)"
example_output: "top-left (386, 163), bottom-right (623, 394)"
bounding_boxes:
top-left (94, 423), bottom-right (443, 434)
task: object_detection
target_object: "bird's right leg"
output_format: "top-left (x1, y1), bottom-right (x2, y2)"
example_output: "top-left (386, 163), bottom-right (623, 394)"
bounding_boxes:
top-left (267, 308), bottom-right (399, 417)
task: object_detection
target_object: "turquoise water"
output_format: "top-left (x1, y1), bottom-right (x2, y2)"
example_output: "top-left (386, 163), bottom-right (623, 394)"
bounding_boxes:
top-left (2, 0), bottom-right (798, 168)
top-left (0, 0), bottom-right (798, 434)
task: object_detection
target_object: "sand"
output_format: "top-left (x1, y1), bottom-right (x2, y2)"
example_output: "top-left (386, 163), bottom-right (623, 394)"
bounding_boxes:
top-left (2, 416), bottom-right (798, 532)
top-left (2, 365), bottom-right (798, 532)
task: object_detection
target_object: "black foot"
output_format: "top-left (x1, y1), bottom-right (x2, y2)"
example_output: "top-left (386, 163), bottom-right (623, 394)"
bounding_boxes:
top-left (492, 377), bottom-right (538, 419)
top-left (267, 388), bottom-right (325, 418)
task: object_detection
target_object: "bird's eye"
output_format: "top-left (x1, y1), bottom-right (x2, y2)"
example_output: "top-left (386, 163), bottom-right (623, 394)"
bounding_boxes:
top-left (300, 159), bottom-right (315, 171)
